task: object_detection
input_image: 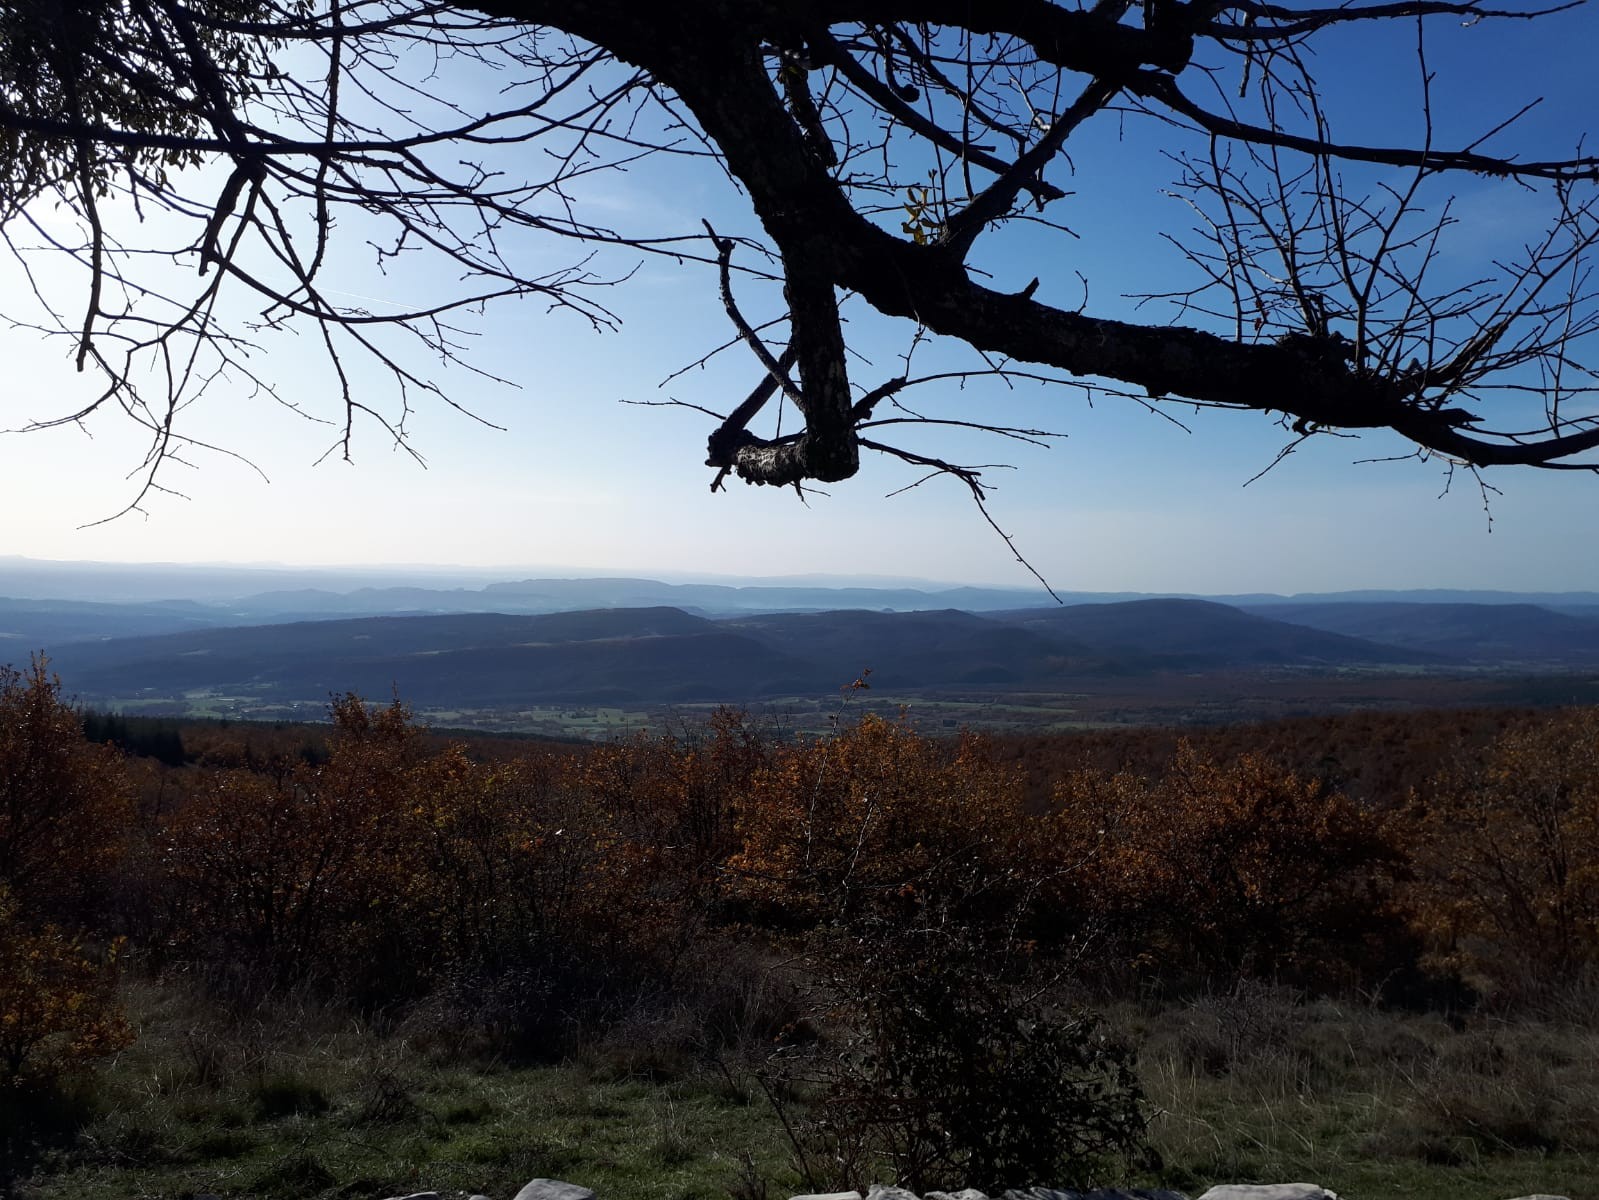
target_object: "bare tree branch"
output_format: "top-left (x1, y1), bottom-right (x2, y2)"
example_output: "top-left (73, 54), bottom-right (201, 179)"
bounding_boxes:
top-left (1, 0), bottom-right (1595, 532)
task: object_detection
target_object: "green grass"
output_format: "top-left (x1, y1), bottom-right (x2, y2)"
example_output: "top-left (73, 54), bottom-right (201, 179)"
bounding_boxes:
top-left (18, 979), bottom-right (798, 1200)
top-left (18, 978), bottom-right (1599, 1200)
top-left (1128, 987), bottom-right (1599, 1200)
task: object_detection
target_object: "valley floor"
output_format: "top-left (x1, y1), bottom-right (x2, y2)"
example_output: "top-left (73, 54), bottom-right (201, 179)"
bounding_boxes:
top-left (88, 666), bottom-right (1599, 740)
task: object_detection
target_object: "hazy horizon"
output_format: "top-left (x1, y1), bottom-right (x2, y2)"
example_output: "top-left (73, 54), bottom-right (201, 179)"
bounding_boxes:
top-left (8, 552), bottom-right (1599, 606)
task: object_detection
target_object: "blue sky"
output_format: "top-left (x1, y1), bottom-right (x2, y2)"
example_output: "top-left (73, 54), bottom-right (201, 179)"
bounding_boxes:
top-left (2, 4), bottom-right (1598, 594)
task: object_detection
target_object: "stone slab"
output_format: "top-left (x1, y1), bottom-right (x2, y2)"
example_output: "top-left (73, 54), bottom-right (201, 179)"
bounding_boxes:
top-left (1197, 1187), bottom-right (1335, 1200)
top-left (515, 1180), bottom-right (601, 1200)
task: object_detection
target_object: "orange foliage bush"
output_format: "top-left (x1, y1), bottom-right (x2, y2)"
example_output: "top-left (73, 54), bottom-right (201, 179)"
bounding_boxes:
top-left (728, 716), bottom-right (1150, 1192)
top-left (0, 887), bottom-right (131, 1089)
top-left (154, 699), bottom-right (768, 1013)
top-left (28, 670), bottom-right (1598, 1024)
top-left (565, 709), bottom-right (766, 932)
top-left (1050, 743), bottom-right (1403, 980)
top-left (0, 658), bottom-right (133, 925)
top-left (1407, 706), bottom-right (1599, 1001)
top-left (730, 713), bottom-right (1035, 932)
top-left (158, 696), bottom-right (430, 987)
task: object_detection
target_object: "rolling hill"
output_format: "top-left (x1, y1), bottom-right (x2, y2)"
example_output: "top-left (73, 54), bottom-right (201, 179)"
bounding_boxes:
top-left (1249, 602), bottom-right (1599, 663)
top-left (0, 597), bottom-right (228, 644)
top-left (36, 600), bottom-right (1444, 709)
top-left (40, 609), bottom-right (826, 706)
top-left (989, 599), bottom-right (1437, 669)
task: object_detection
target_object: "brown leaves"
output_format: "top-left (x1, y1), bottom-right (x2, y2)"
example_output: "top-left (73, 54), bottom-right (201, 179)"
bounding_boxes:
top-left (23, 670), bottom-right (1598, 1023)
top-left (0, 887), bottom-right (131, 1088)
top-left (0, 657), bottom-right (133, 926)
top-left (1406, 708), bottom-right (1599, 1001)
top-left (1050, 742), bottom-right (1403, 979)
top-left (729, 714), bottom-right (1031, 929)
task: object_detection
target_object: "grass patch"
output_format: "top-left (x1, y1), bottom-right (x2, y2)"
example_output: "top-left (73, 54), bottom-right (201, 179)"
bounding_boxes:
top-left (439, 1097), bottom-right (497, 1126)
top-left (20, 976), bottom-right (1599, 1200)
top-left (250, 1150), bottom-right (338, 1196)
top-left (189, 1128), bottom-right (259, 1160)
top-left (252, 1074), bottom-right (332, 1121)
top-left (23, 977), bottom-right (801, 1200)
top-left (1131, 987), bottom-right (1599, 1200)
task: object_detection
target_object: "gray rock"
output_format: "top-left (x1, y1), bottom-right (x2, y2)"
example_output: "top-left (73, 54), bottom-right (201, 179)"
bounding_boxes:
top-left (867, 1187), bottom-right (921, 1200)
top-left (1196, 1187), bottom-right (1335, 1200)
top-left (515, 1181), bottom-right (599, 1200)
top-left (381, 1193), bottom-right (441, 1200)
top-left (1003, 1191), bottom-right (1186, 1200)
top-left (790, 1193), bottom-right (863, 1200)
top-left (927, 1190), bottom-right (990, 1200)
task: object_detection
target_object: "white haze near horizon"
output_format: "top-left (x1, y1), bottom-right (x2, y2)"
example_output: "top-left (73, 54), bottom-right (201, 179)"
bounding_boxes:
top-left (2, 10), bottom-right (1598, 595)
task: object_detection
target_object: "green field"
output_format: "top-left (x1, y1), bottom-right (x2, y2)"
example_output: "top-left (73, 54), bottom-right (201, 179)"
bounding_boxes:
top-left (80, 664), bottom-right (1599, 742)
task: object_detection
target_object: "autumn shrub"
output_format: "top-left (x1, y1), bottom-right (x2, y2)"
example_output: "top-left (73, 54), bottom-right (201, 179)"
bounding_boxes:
top-left (1407, 706), bottom-right (1599, 1006)
top-left (765, 867), bottom-right (1148, 1194)
top-left (158, 698), bottom-right (573, 1004)
top-left (155, 693), bottom-right (774, 1042)
top-left (0, 658), bottom-right (134, 926)
top-left (0, 887), bottom-right (133, 1188)
top-left (577, 706), bottom-right (767, 866)
top-left (0, 889), bottom-right (131, 1089)
top-left (415, 725), bottom-right (761, 1053)
top-left (1050, 743), bottom-right (1405, 986)
top-left (730, 716), bottom-right (1146, 1191)
top-left (730, 713), bottom-right (1038, 930)
top-left (793, 929), bottom-right (1147, 1194)
top-left (563, 709), bottom-right (769, 971)
top-left (158, 703), bottom-right (408, 994)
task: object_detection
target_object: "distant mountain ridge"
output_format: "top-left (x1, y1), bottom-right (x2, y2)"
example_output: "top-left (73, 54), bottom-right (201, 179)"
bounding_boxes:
top-left (37, 599), bottom-right (1464, 709)
top-left (1249, 601), bottom-right (1599, 663)
top-left (10, 563), bottom-right (1599, 709)
top-left (993, 599), bottom-right (1436, 668)
top-left (8, 552), bottom-right (1599, 611)
top-left (230, 577), bottom-right (1064, 618)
